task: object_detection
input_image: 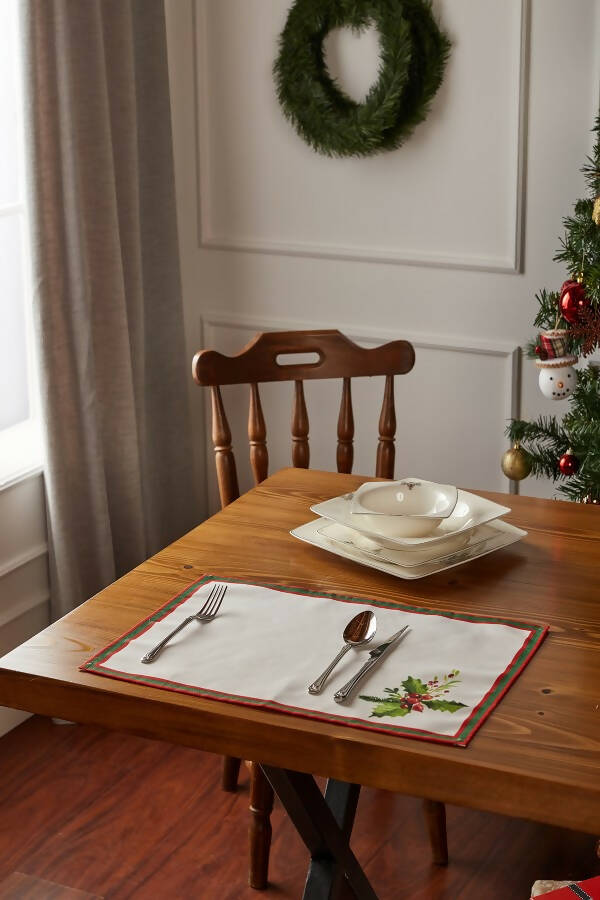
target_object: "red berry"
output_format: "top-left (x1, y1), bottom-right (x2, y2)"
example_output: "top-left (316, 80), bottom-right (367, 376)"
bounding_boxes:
top-left (421, 694), bottom-right (432, 700)
top-left (412, 702), bottom-right (424, 712)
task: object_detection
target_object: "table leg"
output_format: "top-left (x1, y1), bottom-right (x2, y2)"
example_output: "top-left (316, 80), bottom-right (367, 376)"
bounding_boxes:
top-left (222, 755), bottom-right (242, 792)
top-left (260, 766), bottom-right (378, 900)
top-left (423, 798), bottom-right (448, 866)
top-left (320, 779), bottom-right (361, 900)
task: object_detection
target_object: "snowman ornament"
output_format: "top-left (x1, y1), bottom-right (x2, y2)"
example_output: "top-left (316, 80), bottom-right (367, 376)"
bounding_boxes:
top-left (536, 355), bottom-right (578, 400)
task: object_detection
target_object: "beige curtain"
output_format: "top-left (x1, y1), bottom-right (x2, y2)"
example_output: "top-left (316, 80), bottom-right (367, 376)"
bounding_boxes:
top-left (21, 0), bottom-right (197, 619)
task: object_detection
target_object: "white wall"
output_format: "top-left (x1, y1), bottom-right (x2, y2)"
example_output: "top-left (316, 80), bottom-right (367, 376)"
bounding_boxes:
top-left (168, 0), bottom-right (600, 511)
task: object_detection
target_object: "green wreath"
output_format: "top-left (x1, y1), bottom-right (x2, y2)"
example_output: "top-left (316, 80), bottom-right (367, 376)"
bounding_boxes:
top-left (273, 0), bottom-right (451, 158)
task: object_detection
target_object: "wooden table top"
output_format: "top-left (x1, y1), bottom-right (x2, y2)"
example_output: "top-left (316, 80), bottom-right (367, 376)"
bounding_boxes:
top-left (1, 468), bottom-right (599, 834)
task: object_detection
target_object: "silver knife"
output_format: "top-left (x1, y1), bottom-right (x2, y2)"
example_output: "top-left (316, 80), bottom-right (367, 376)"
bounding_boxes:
top-left (333, 625), bottom-right (410, 704)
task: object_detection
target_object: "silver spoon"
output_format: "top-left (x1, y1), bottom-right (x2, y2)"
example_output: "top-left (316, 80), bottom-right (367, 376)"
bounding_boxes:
top-left (307, 610), bottom-right (377, 695)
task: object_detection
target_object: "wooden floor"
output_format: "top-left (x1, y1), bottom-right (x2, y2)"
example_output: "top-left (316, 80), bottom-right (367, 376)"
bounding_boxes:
top-left (0, 718), bottom-right (597, 899)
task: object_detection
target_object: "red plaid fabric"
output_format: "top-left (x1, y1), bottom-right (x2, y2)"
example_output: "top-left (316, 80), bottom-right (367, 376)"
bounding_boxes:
top-left (540, 331), bottom-right (569, 359)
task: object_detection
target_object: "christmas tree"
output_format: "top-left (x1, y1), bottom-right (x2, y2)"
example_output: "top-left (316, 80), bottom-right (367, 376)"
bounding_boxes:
top-left (504, 114), bottom-right (600, 504)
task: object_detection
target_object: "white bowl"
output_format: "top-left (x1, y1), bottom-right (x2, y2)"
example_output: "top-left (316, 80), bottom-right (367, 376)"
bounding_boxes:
top-left (310, 489), bottom-right (511, 549)
top-left (350, 513), bottom-right (438, 539)
top-left (350, 478), bottom-right (458, 538)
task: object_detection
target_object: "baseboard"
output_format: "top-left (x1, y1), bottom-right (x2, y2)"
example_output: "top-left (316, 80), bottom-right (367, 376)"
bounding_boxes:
top-left (0, 707), bottom-right (30, 739)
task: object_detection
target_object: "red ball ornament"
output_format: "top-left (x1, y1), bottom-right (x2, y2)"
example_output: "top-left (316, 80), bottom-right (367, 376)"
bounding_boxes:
top-left (558, 449), bottom-right (579, 476)
top-left (559, 280), bottom-right (589, 324)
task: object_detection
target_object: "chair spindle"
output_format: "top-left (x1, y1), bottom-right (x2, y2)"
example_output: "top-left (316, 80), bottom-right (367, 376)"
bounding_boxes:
top-left (291, 380), bottom-right (310, 468)
top-left (337, 377), bottom-right (354, 474)
top-left (376, 374), bottom-right (396, 479)
top-left (211, 385), bottom-right (240, 506)
top-left (248, 762), bottom-right (274, 889)
top-left (248, 383), bottom-right (268, 484)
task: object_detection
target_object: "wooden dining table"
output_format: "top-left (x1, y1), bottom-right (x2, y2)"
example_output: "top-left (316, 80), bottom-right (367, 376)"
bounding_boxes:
top-left (0, 467), bottom-right (599, 899)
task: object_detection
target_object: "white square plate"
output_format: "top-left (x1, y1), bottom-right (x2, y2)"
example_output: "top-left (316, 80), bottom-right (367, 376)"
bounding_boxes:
top-left (317, 522), bottom-right (502, 568)
top-left (310, 489), bottom-right (511, 549)
top-left (291, 517), bottom-right (527, 580)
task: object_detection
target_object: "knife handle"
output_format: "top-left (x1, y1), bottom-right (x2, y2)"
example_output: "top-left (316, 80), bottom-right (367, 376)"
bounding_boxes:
top-left (334, 656), bottom-right (379, 703)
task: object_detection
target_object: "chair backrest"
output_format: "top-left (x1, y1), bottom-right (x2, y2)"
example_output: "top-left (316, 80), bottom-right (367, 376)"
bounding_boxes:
top-left (193, 330), bottom-right (415, 508)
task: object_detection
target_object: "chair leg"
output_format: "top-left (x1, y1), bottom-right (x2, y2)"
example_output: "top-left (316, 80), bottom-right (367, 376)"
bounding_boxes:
top-left (423, 798), bottom-right (448, 866)
top-left (222, 755), bottom-right (242, 792)
top-left (248, 761), bottom-right (274, 890)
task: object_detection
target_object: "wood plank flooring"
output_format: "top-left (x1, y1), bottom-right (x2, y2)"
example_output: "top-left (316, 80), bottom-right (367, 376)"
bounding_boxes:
top-left (0, 717), bottom-right (597, 899)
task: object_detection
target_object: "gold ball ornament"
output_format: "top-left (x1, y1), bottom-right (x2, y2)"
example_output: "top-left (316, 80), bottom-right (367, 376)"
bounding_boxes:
top-left (593, 197), bottom-right (600, 226)
top-left (501, 442), bottom-right (532, 481)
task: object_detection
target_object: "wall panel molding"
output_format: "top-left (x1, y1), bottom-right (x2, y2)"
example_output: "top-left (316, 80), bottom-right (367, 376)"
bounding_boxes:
top-left (0, 468), bottom-right (50, 736)
top-left (0, 542), bottom-right (47, 581)
top-left (0, 709), bottom-right (30, 740)
top-left (0, 590), bottom-right (49, 631)
top-left (194, 0), bottom-right (530, 273)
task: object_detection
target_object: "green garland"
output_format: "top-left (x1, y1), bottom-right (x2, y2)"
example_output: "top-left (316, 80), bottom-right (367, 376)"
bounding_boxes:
top-left (273, 0), bottom-right (451, 159)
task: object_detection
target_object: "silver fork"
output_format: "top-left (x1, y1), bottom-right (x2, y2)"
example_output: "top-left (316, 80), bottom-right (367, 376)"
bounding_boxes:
top-left (141, 582), bottom-right (227, 664)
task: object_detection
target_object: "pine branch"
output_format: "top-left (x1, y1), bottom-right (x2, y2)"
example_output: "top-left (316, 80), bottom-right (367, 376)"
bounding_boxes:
top-left (508, 364), bottom-right (600, 501)
top-left (506, 417), bottom-right (567, 447)
top-left (524, 338), bottom-right (539, 360)
top-left (532, 289), bottom-right (561, 330)
top-left (273, 0), bottom-right (451, 158)
top-left (582, 112), bottom-right (600, 197)
top-left (512, 111), bottom-right (600, 504)
top-left (506, 417), bottom-right (569, 480)
top-left (554, 203), bottom-right (600, 304)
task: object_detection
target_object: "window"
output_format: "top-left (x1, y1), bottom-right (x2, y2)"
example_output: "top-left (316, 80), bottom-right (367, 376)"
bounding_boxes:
top-left (0, 0), bottom-right (40, 487)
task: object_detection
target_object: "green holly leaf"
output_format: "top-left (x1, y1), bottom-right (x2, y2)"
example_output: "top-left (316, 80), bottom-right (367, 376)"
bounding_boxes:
top-left (423, 699), bottom-right (467, 713)
top-left (359, 695), bottom-right (388, 703)
top-left (370, 701), bottom-right (412, 718)
top-left (401, 676), bottom-right (429, 695)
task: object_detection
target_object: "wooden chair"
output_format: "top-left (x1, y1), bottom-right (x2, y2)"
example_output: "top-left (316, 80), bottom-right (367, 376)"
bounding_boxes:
top-left (193, 329), bottom-right (448, 889)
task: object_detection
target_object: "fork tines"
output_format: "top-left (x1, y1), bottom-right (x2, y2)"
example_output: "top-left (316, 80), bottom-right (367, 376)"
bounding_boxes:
top-left (197, 582), bottom-right (227, 618)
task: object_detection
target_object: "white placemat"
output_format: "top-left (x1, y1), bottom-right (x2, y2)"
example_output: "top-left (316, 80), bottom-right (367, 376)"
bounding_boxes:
top-left (81, 576), bottom-right (547, 746)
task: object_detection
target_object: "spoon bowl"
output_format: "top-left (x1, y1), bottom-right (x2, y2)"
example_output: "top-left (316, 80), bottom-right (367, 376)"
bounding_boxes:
top-left (343, 610), bottom-right (377, 645)
top-left (308, 610), bottom-right (376, 695)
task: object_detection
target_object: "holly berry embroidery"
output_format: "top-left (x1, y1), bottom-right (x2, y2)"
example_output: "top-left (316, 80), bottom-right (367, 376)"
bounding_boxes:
top-left (360, 670), bottom-right (467, 718)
